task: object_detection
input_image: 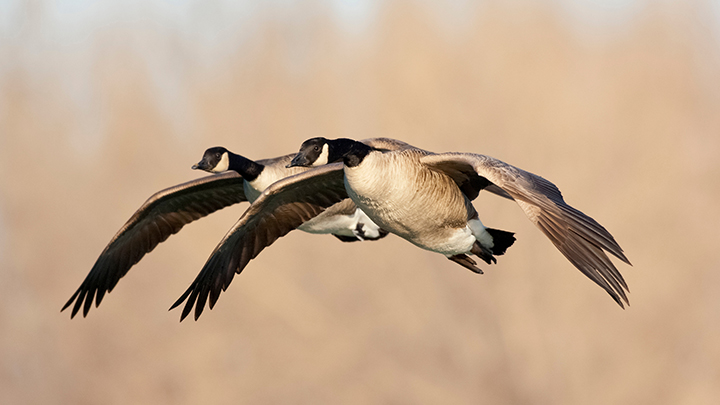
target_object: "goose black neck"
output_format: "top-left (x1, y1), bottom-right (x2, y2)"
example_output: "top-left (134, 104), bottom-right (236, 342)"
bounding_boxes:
top-left (327, 139), bottom-right (372, 168)
top-left (228, 152), bottom-right (264, 181)
top-left (325, 138), bottom-right (358, 163)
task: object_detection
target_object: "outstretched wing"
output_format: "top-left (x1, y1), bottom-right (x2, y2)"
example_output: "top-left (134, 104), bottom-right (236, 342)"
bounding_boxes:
top-left (170, 163), bottom-right (348, 321)
top-left (63, 172), bottom-right (247, 318)
top-left (421, 152), bottom-right (631, 307)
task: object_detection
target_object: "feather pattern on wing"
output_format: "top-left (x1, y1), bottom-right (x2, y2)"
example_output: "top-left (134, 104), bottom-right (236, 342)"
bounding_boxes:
top-left (421, 152), bottom-right (631, 306)
top-left (62, 172), bottom-right (247, 318)
top-left (170, 163), bottom-right (348, 321)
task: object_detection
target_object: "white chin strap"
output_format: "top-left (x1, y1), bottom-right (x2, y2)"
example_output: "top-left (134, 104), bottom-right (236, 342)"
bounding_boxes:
top-left (313, 143), bottom-right (330, 166)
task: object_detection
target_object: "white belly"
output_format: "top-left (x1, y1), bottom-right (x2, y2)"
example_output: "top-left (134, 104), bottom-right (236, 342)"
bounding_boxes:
top-left (434, 227), bottom-right (478, 256)
top-left (299, 208), bottom-right (384, 239)
top-left (298, 210), bottom-right (358, 235)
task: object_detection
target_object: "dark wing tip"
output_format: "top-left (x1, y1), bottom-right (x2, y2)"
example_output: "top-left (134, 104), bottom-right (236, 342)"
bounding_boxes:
top-left (64, 172), bottom-right (248, 321)
top-left (61, 290), bottom-right (80, 313)
top-left (180, 290), bottom-right (197, 322)
top-left (610, 289), bottom-right (628, 309)
top-left (169, 284), bottom-right (199, 322)
top-left (425, 152), bottom-right (633, 308)
top-left (171, 251), bottom-right (233, 322)
top-left (169, 164), bottom-right (348, 322)
top-left (169, 287), bottom-right (192, 311)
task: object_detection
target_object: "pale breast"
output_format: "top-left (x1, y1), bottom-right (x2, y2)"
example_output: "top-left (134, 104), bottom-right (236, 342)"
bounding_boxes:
top-left (344, 150), bottom-right (473, 251)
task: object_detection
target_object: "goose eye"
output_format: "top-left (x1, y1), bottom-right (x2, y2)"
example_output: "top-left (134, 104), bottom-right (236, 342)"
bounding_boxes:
top-left (216, 153), bottom-right (221, 159)
top-left (314, 146), bottom-right (320, 151)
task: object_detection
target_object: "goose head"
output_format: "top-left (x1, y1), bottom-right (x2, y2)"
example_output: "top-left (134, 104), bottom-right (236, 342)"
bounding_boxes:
top-left (288, 137), bottom-right (372, 168)
top-left (193, 147), bottom-right (230, 173)
top-left (287, 138), bottom-right (330, 168)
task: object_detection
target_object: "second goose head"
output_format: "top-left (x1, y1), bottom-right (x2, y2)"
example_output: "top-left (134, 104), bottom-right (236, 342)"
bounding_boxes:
top-left (288, 137), bottom-right (372, 168)
top-left (193, 147), bottom-right (264, 181)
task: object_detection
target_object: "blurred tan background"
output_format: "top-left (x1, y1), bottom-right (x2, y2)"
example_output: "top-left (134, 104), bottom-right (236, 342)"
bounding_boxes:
top-left (2, 0), bottom-right (720, 403)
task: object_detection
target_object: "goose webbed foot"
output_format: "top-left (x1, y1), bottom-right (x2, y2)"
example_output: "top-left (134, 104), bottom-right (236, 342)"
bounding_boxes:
top-left (448, 254), bottom-right (484, 274)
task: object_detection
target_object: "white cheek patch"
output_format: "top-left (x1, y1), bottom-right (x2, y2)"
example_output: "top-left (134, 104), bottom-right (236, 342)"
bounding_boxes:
top-left (212, 152), bottom-right (230, 173)
top-left (312, 143), bottom-right (329, 166)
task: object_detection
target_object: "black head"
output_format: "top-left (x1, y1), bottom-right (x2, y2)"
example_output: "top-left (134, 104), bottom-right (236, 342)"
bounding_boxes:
top-left (287, 137), bottom-right (330, 168)
top-left (193, 147), bottom-right (230, 173)
top-left (288, 137), bottom-right (371, 168)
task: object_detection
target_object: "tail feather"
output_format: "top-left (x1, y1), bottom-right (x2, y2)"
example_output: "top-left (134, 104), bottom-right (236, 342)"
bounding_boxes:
top-left (332, 234), bottom-right (361, 242)
top-left (485, 228), bottom-right (516, 255)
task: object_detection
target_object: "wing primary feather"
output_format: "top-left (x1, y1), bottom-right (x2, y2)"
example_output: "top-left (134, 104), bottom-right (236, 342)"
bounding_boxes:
top-left (71, 289), bottom-right (86, 318)
top-left (63, 172), bottom-right (246, 318)
top-left (169, 285), bottom-right (192, 311)
top-left (170, 163), bottom-right (347, 320)
top-left (194, 287), bottom-right (210, 321)
top-left (180, 288), bottom-right (199, 322)
top-left (421, 152), bottom-right (631, 307)
top-left (62, 289), bottom-right (80, 313)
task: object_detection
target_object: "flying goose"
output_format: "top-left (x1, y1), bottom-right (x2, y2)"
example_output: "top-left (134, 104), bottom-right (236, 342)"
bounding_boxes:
top-left (62, 142), bottom-right (395, 319)
top-left (290, 138), bottom-right (631, 304)
top-left (170, 137), bottom-right (630, 321)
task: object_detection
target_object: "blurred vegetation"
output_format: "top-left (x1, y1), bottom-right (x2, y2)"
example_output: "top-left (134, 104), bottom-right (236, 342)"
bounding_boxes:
top-left (1, 1), bottom-right (719, 404)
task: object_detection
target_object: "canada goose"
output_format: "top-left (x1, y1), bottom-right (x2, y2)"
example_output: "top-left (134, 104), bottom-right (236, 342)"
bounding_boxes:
top-left (62, 143), bottom-right (394, 319)
top-left (289, 137), bottom-right (631, 306)
top-left (169, 137), bottom-right (629, 321)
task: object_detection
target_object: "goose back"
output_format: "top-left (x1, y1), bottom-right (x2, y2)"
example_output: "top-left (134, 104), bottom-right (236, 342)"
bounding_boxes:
top-left (244, 154), bottom-right (306, 201)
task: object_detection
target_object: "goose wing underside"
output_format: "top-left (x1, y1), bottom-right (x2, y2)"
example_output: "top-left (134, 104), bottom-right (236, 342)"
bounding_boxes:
top-left (421, 152), bottom-right (631, 307)
top-left (63, 171), bottom-right (247, 318)
top-left (170, 163), bottom-right (348, 321)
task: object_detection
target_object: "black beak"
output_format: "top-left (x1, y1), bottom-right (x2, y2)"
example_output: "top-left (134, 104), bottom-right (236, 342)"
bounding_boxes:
top-left (287, 154), bottom-right (309, 168)
top-left (192, 160), bottom-right (210, 171)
